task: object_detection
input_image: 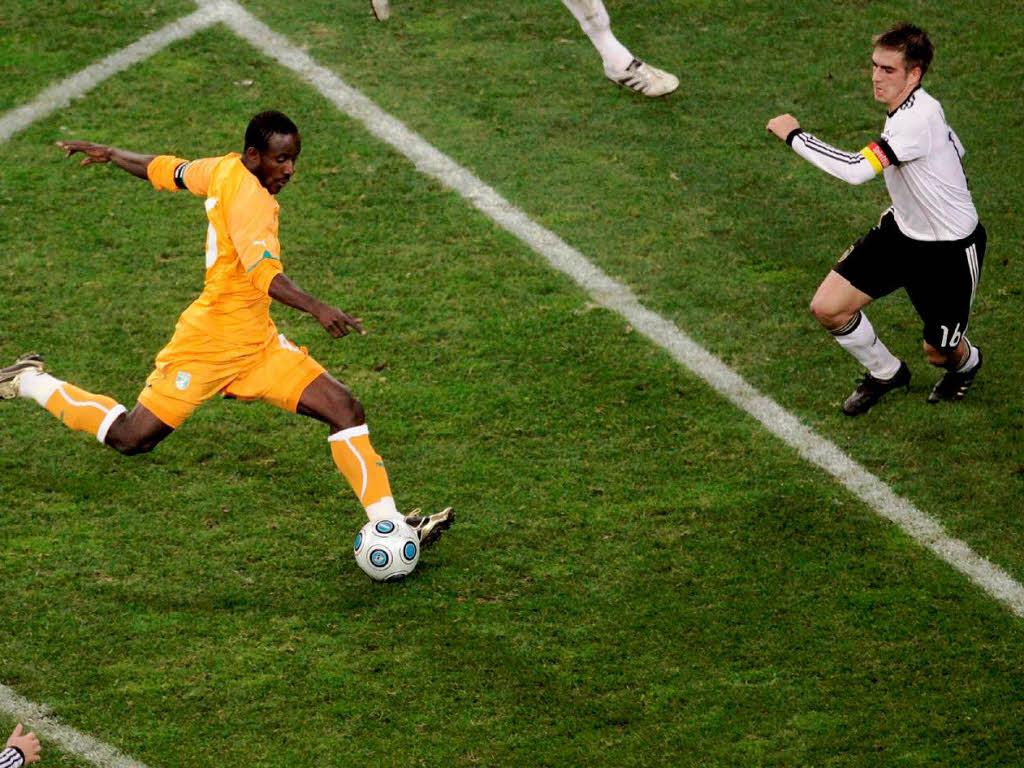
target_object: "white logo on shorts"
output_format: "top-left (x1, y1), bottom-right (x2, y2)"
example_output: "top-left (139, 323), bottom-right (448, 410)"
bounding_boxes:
top-left (175, 372), bottom-right (192, 391)
top-left (277, 333), bottom-right (301, 352)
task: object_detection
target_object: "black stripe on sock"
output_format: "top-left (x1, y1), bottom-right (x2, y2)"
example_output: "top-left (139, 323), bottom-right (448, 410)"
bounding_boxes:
top-left (830, 311), bottom-right (863, 337)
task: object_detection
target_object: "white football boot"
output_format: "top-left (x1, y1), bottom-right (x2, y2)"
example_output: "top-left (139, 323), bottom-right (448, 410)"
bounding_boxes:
top-left (370, 0), bottom-right (390, 21)
top-left (604, 58), bottom-right (679, 97)
top-left (0, 353), bottom-right (45, 400)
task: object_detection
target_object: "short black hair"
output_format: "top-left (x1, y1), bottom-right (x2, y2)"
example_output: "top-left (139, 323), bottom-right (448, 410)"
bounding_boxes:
top-left (874, 23), bottom-right (934, 78)
top-left (244, 110), bottom-right (299, 152)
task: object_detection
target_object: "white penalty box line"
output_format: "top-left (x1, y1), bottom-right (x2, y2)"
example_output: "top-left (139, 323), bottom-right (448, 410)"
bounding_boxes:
top-left (0, 6), bottom-right (222, 143)
top-left (0, 2), bottom-right (1021, 764)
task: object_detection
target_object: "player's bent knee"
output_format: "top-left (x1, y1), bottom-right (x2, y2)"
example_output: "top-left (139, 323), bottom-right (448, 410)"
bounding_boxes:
top-left (105, 429), bottom-right (154, 456)
top-left (114, 440), bottom-right (156, 457)
top-left (297, 374), bottom-right (367, 430)
top-left (103, 412), bottom-right (171, 456)
top-left (809, 299), bottom-right (850, 330)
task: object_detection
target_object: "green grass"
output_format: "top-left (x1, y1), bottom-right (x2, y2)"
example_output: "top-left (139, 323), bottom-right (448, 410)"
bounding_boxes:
top-left (1, 2), bottom-right (1022, 767)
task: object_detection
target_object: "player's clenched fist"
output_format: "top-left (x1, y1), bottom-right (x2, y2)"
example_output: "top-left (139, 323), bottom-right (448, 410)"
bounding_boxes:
top-left (766, 114), bottom-right (801, 142)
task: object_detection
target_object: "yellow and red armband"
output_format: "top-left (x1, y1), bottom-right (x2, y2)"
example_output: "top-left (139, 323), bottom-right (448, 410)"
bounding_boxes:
top-left (859, 140), bottom-right (899, 174)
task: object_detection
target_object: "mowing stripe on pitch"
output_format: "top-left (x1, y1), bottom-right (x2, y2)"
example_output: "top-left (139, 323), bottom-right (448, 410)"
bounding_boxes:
top-left (208, 0), bottom-right (1024, 617)
top-left (0, 6), bottom-right (220, 143)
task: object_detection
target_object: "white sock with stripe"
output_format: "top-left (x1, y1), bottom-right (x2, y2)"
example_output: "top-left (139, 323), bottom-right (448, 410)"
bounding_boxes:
top-left (561, 0), bottom-right (633, 74)
top-left (831, 312), bottom-right (901, 380)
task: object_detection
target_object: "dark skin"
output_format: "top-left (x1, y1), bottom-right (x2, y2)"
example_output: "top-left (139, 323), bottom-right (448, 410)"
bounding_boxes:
top-left (56, 132), bottom-right (367, 454)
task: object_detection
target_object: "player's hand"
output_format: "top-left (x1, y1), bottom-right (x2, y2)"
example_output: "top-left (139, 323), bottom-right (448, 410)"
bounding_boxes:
top-left (766, 114), bottom-right (800, 141)
top-left (316, 304), bottom-right (365, 338)
top-left (56, 140), bottom-right (113, 166)
top-left (6, 723), bottom-right (41, 764)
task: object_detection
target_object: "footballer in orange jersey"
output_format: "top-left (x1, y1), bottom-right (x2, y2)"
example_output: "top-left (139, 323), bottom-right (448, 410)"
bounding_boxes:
top-left (0, 111), bottom-right (452, 552)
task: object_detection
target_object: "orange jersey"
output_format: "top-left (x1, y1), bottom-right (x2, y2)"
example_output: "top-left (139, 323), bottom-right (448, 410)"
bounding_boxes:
top-left (147, 153), bottom-right (285, 350)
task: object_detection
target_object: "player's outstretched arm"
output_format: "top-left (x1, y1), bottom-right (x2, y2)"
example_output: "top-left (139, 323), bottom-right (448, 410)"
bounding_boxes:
top-left (766, 113), bottom-right (879, 185)
top-left (268, 273), bottom-right (365, 338)
top-left (56, 141), bottom-right (156, 181)
top-left (5, 723), bottom-right (42, 765)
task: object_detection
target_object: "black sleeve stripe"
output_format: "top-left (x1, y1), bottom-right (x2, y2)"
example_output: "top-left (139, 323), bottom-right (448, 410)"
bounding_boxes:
top-left (173, 162), bottom-right (190, 190)
top-left (785, 128), bottom-right (804, 146)
top-left (802, 134), bottom-right (865, 165)
top-left (876, 138), bottom-right (900, 167)
top-left (0, 745), bottom-right (26, 768)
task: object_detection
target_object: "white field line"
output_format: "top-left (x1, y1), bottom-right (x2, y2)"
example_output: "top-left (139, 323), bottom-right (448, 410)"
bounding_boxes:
top-left (0, 6), bottom-right (221, 143)
top-left (0, 684), bottom-right (151, 767)
top-left (208, 0), bottom-right (1024, 617)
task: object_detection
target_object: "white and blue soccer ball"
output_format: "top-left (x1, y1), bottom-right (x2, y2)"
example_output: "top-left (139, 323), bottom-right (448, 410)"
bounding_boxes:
top-left (353, 518), bottom-right (420, 582)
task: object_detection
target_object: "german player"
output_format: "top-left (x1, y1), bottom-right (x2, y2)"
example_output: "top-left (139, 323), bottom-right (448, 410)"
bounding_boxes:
top-left (370, 0), bottom-right (679, 97)
top-left (0, 111), bottom-right (453, 550)
top-left (767, 24), bottom-right (986, 415)
top-left (559, 0), bottom-right (678, 97)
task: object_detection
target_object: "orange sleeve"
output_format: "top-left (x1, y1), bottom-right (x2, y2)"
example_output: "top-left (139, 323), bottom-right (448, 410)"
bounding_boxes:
top-left (226, 175), bottom-right (283, 295)
top-left (248, 257), bottom-right (284, 295)
top-left (146, 155), bottom-right (222, 196)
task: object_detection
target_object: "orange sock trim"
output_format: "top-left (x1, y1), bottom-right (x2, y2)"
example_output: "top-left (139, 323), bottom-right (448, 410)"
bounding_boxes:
top-left (45, 384), bottom-right (126, 442)
top-left (328, 425), bottom-right (393, 508)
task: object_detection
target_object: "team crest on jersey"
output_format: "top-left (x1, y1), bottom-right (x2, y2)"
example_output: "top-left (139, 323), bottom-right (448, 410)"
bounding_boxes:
top-left (175, 371), bottom-right (192, 391)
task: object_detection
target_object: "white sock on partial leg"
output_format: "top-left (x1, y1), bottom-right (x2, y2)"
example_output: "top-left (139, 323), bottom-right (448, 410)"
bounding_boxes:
top-left (561, 0), bottom-right (633, 73)
top-left (18, 371), bottom-right (64, 407)
top-left (831, 312), bottom-right (901, 380)
top-left (365, 497), bottom-right (402, 523)
top-left (956, 339), bottom-right (980, 373)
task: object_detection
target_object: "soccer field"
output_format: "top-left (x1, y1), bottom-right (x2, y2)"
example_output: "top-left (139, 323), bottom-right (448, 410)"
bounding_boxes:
top-left (1, 1), bottom-right (1022, 766)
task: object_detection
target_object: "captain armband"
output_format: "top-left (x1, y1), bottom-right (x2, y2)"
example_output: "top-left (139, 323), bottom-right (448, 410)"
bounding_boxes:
top-left (859, 139), bottom-right (900, 174)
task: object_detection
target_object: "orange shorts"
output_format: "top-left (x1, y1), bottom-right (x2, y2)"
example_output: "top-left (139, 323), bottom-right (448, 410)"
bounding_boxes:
top-left (137, 328), bottom-right (326, 429)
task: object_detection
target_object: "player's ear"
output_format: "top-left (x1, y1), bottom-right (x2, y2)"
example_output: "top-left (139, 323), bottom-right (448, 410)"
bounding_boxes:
top-left (243, 145), bottom-right (261, 163)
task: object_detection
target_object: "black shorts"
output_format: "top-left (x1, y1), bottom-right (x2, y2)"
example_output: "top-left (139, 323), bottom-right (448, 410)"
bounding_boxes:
top-left (834, 210), bottom-right (986, 351)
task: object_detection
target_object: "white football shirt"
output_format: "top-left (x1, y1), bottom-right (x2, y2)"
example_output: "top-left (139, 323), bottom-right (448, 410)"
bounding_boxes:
top-left (787, 86), bottom-right (979, 241)
top-left (879, 87), bottom-right (978, 241)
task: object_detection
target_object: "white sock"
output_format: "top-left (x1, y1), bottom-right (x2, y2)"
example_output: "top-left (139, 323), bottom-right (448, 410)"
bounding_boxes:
top-left (956, 339), bottom-right (980, 373)
top-left (831, 312), bottom-right (901, 380)
top-left (365, 497), bottom-right (402, 523)
top-left (18, 371), bottom-right (64, 407)
top-left (561, 0), bottom-right (633, 73)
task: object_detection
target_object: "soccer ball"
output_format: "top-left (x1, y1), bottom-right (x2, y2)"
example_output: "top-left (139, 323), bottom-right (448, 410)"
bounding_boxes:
top-left (353, 518), bottom-right (420, 582)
